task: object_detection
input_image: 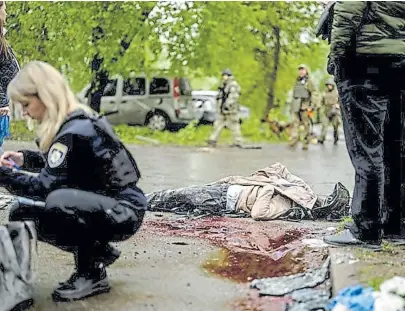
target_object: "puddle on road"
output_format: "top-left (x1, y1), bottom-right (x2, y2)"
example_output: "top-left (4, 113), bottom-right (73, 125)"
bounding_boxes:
top-left (202, 247), bottom-right (306, 283)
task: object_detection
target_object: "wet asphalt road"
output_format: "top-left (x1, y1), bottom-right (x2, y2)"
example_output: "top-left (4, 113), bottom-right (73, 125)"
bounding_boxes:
top-left (0, 128), bottom-right (353, 311)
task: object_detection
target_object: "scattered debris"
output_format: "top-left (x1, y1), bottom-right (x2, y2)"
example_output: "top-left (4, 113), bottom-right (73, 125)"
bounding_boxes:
top-left (0, 195), bottom-right (15, 210)
top-left (329, 277), bottom-right (405, 311)
top-left (331, 252), bottom-right (359, 265)
top-left (380, 276), bottom-right (405, 297)
top-left (171, 242), bottom-right (189, 246)
top-left (328, 285), bottom-right (374, 311)
top-left (373, 292), bottom-right (404, 311)
top-left (250, 256), bottom-right (331, 310)
top-left (251, 256), bottom-right (330, 296)
top-left (302, 238), bottom-right (329, 248)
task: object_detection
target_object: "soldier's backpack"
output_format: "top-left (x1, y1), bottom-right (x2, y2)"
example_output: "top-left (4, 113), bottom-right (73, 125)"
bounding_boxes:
top-left (0, 221), bottom-right (37, 311)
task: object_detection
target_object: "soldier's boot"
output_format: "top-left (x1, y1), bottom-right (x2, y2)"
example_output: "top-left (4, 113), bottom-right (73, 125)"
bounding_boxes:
top-left (206, 140), bottom-right (217, 147)
top-left (230, 142), bottom-right (243, 148)
top-left (53, 250), bottom-right (110, 302)
top-left (333, 130), bottom-right (339, 145)
top-left (302, 135), bottom-right (310, 150)
top-left (288, 137), bottom-right (299, 148)
top-left (318, 138), bottom-right (325, 145)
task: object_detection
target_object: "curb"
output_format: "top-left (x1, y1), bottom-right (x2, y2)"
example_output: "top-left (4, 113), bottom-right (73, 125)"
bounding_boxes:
top-left (329, 247), bottom-right (361, 295)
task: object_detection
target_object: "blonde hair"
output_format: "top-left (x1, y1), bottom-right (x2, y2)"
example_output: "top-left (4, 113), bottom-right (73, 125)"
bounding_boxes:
top-left (7, 61), bottom-right (92, 152)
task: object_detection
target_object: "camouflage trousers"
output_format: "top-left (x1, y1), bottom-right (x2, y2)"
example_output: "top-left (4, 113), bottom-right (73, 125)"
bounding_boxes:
top-left (209, 114), bottom-right (243, 145)
top-left (289, 111), bottom-right (311, 148)
top-left (320, 114), bottom-right (341, 142)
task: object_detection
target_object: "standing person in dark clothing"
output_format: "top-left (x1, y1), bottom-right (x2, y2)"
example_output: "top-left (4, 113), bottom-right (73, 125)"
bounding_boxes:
top-left (0, 61), bottom-right (147, 302)
top-left (324, 2), bottom-right (405, 250)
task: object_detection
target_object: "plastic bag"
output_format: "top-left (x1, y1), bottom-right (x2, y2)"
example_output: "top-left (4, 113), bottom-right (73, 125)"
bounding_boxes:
top-left (147, 184), bottom-right (229, 216)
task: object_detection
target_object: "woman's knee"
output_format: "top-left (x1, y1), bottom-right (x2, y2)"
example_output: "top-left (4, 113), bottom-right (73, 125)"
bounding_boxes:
top-left (46, 189), bottom-right (83, 207)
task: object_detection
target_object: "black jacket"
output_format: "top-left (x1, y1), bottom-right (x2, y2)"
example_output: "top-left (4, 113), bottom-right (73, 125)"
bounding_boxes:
top-left (0, 109), bottom-right (147, 210)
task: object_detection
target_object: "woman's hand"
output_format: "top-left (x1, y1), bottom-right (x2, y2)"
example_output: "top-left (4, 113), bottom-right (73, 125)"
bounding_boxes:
top-left (0, 107), bottom-right (9, 116)
top-left (0, 151), bottom-right (23, 168)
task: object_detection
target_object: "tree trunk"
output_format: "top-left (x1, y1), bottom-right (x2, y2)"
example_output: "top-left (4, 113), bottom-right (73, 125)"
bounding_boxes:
top-left (261, 26), bottom-right (281, 122)
top-left (88, 6), bottom-right (154, 113)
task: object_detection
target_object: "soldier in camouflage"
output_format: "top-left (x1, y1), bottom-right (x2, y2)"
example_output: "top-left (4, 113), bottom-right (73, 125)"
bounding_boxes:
top-left (289, 64), bottom-right (320, 150)
top-left (207, 69), bottom-right (243, 148)
top-left (318, 79), bottom-right (341, 145)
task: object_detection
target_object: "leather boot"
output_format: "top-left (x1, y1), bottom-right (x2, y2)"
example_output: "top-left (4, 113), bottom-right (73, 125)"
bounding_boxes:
top-left (52, 248), bottom-right (110, 302)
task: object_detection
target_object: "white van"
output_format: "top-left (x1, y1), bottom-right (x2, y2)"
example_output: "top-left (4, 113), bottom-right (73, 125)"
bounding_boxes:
top-left (77, 75), bottom-right (196, 131)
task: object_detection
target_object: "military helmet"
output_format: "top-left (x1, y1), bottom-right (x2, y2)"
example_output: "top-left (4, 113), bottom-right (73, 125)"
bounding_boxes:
top-left (325, 78), bottom-right (335, 86)
top-left (221, 68), bottom-right (233, 76)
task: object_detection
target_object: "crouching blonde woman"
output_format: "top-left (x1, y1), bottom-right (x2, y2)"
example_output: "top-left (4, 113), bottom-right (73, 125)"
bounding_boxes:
top-left (0, 61), bottom-right (147, 303)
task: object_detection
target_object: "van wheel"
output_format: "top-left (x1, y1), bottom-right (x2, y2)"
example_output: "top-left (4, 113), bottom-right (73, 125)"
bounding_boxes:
top-left (147, 111), bottom-right (170, 131)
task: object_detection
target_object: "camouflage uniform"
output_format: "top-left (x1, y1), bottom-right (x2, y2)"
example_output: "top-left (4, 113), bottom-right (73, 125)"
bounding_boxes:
top-left (319, 79), bottom-right (341, 144)
top-left (289, 64), bottom-right (320, 150)
top-left (208, 73), bottom-right (243, 147)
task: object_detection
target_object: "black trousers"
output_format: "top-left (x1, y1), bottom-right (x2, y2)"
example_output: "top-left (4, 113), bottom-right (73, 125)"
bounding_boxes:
top-left (9, 189), bottom-right (145, 265)
top-left (336, 56), bottom-right (405, 241)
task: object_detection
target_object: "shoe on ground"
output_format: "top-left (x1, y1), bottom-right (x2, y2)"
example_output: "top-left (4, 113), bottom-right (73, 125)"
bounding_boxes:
top-left (288, 140), bottom-right (298, 148)
top-left (323, 229), bottom-right (382, 251)
top-left (230, 143), bottom-right (243, 148)
top-left (318, 139), bottom-right (324, 145)
top-left (344, 221), bottom-right (405, 245)
top-left (52, 268), bottom-right (110, 302)
top-left (58, 243), bottom-right (120, 286)
top-left (302, 145), bottom-right (309, 151)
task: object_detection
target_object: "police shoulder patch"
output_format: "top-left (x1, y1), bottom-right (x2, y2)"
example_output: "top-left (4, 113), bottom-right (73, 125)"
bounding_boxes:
top-left (48, 142), bottom-right (68, 168)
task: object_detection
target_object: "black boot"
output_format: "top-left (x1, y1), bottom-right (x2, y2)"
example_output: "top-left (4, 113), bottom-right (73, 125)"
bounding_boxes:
top-left (323, 229), bottom-right (382, 251)
top-left (345, 221), bottom-right (405, 245)
top-left (333, 130), bottom-right (339, 145)
top-left (52, 267), bottom-right (110, 302)
top-left (58, 243), bottom-right (120, 286)
top-left (52, 249), bottom-right (110, 302)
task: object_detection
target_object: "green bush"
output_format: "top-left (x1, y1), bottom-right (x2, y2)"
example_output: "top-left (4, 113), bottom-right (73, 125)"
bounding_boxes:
top-left (9, 117), bottom-right (287, 146)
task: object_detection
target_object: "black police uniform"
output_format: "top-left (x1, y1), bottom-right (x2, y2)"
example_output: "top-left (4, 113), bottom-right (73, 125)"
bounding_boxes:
top-left (0, 109), bottom-right (147, 302)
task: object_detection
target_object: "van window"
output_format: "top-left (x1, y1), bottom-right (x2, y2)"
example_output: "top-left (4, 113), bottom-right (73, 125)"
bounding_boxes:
top-left (123, 78), bottom-right (146, 96)
top-left (149, 78), bottom-right (170, 95)
top-left (103, 79), bottom-right (118, 97)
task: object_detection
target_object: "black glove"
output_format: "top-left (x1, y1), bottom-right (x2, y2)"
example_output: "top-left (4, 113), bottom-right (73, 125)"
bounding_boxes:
top-left (327, 55), bottom-right (336, 76)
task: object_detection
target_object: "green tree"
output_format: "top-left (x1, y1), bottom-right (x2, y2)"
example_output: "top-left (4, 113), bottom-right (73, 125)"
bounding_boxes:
top-left (155, 1), bottom-right (329, 119)
top-left (6, 1), bottom-right (160, 93)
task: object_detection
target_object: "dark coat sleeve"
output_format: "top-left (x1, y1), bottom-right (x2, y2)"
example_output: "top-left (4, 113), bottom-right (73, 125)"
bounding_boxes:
top-left (18, 150), bottom-right (46, 173)
top-left (0, 134), bottom-right (73, 200)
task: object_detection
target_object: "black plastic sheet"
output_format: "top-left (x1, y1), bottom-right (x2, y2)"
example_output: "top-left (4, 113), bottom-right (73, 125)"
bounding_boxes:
top-left (147, 184), bottom-right (229, 216)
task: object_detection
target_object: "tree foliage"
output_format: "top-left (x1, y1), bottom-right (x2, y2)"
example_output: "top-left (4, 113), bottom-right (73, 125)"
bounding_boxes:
top-left (6, 1), bottom-right (329, 119)
top-left (155, 1), bottom-right (329, 117)
top-left (6, 1), bottom-right (159, 91)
